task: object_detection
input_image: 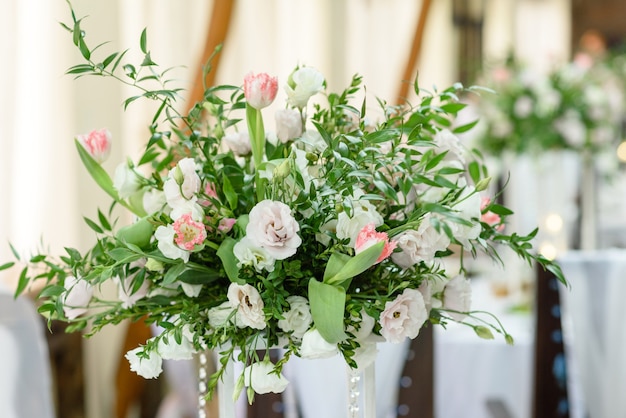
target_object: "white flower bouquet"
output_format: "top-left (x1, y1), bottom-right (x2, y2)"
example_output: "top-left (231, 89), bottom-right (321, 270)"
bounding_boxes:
top-left (2, 4), bottom-right (564, 402)
top-left (474, 56), bottom-right (624, 156)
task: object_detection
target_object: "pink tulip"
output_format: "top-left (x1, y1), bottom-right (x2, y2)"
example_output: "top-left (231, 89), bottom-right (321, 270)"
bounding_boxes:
top-left (355, 223), bottom-right (397, 264)
top-left (244, 72), bottom-right (278, 110)
top-left (77, 128), bottom-right (112, 163)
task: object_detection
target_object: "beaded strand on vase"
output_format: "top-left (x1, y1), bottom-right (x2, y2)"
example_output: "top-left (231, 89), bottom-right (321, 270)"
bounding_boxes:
top-left (198, 352), bottom-right (208, 418)
top-left (347, 369), bottom-right (361, 418)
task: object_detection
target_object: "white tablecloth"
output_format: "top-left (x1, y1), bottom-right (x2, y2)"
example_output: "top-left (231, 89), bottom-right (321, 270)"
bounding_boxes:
top-left (0, 284), bottom-right (55, 418)
top-left (559, 249), bottom-right (626, 418)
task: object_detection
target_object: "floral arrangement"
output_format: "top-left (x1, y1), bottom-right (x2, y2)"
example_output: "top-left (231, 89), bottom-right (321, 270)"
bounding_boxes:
top-left (473, 55), bottom-right (624, 156)
top-left (2, 5), bottom-right (564, 402)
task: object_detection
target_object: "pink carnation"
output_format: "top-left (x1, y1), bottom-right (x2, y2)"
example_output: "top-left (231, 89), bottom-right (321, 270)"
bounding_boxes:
top-left (173, 213), bottom-right (207, 250)
top-left (355, 223), bottom-right (396, 264)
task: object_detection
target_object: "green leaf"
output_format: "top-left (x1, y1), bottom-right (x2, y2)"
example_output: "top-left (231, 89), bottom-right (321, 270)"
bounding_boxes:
top-left (0, 262), bottom-right (14, 271)
top-left (98, 209), bottom-right (112, 231)
top-left (487, 204), bottom-right (514, 216)
top-left (83, 216), bottom-right (104, 234)
top-left (178, 266), bottom-right (221, 284)
top-left (163, 263), bottom-right (187, 286)
top-left (309, 279), bottom-right (348, 344)
top-left (452, 119), bottom-right (479, 134)
top-left (216, 237), bottom-right (241, 283)
top-left (468, 161), bottom-right (481, 185)
top-left (322, 252), bottom-right (351, 282)
top-left (101, 52), bottom-right (118, 69)
top-left (14, 267), bottom-right (29, 298)
top-left (222, 174), bottom-right (238, 210)
top-left (39, 284), bottom-right (68, 298)
top-left (324, 242), bottom-right (384, 286)
top-left (111, 49), bottom-right (129, 72)
top-left (140, 28), bottom-right (148, 54)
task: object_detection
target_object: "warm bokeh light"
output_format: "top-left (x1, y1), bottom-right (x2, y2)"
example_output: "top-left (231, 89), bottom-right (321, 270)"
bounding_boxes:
top-left (544, 213), bottom-right (563, 233)
top-left (539, 242), bottom-right (558, 260)
top-left (616, 141), bottom-right (626, 162)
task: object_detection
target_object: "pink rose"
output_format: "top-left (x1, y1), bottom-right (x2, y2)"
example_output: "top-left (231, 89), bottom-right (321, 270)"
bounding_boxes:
top-left (77, 128), bottom-right (112, 163)
top-left (246, 200), bottom-right (301, 260)
top-left (379, 288), bottom-right (428, 343)
top-left (244, 72), bottom-right (278, 110)
top-left (355, 223), bottom-right (396, 264)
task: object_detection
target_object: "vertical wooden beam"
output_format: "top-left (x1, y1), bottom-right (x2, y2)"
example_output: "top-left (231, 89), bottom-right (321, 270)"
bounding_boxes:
top-left (396, 0), bottom-right (433, 105)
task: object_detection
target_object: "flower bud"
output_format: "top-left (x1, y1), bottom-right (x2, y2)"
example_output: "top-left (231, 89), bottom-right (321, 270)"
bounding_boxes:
top-left (145, 258), bottom-right (164, 272)
top-left (77, 128), bottom-right (112, 164)
top-left (116, 217), bottom-right (154, 248)
top-left (244, 72), bottom-right (278, 110)
top-left (475, 177), bottom-right (491, 192)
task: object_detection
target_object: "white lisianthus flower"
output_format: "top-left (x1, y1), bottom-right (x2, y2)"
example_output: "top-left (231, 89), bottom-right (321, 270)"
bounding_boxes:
top-left (208, 301), bottom-right (235, 327)
top-left (443, 274), bottom-right (472, 322)
top-left (553, 110), bottom-right (586, 148)
top-left (113, 163), bottom-right (141, 199)
top-left (433, 129), bottom-right (466, 164)
top-left (227, 283), bottom-right (266, 330)
top-left (180, 283), bottom-right (202, 298)
top-left (299, 329), bottom-right (338, 359)
top-left (418, 280), bottom-right (434, 313)
top-left (450, 187), bottom-right (482, 249)
top-left (158, 334), bottom-right (195, 361)
top-left (63, 276), bottom-right (93, 319)
top-left (143, 189), bottom-right (168, 214)
top-left (316, 218), bottom-right (337, 246)
top-left (126, 346), bottom-right (163, 379)
top-left (233, 237), bottom-right (276, 272)
top-left (246, 200), bottom-right (302, 260)
top-left (170, 200), bottom-right (205, 223)
top-left (114, 274), bottom-right (150, 309)
top-left (391, 214), bottom-right (450, 268)
top-left (285, 66), bottom-right (325, 109)
top-left (335, 196), bottom-right (384, 247)
top-left (379, 288), bottom-right (428, 343)
top-left (513, 95), bottom-right (533, 118)
top-left (163, 157), bottom-right (201, 210)
top-left (277, 296), bottom-right (312, 340)
top-left (351, 342), bottom-right (379, 372)
top-left (154, 225), bottom-right (190, 262)
top-left (243, 360), bottom-right (289, 394)
top-left (298, 129), bottom-right (328, 153)
top-left (275, 108), bottom-right (303, 143)
top-left (223, 131), bottom-right (252, 156)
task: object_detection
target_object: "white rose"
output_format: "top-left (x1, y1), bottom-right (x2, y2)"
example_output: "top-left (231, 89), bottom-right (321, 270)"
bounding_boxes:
top-left (336, 197), bottom-right (384, 247)
top-left (163, 158), bottom-right (201, 210)
top-left (379, 288), bottom-right (428, 343)
top-left (113, 163), bottom-right (141, 199)
top-left (227, 283), bottom-right (266, 330)
top-left (158, 334), bottom-right (195, 361)
top-left (126, 346), bottom-right (163, 379)
top-left (443, 274), bottom-right (472, 322)
top-left (391, 214), bottom-right (451, 269)
top-left (243, 360), bottom-right (289, 394)
top-left (275, 109), bottom-right (303, 143)
top-left (63, 276), bottom-right (93, 319)
top-left (299, 329), bottom-right (338, 359)
top-left (285, 66), bottom-right (325, 109)
top-left (223, 131), bottom-right (252, 156)
top-left (208, 301), bottom-right (235, 327)
top-left (277, 296), bottom-right (312, 340)
top-left (154, 225), bottom-right (190, 262)
top-left (246, 200), bottom-right (302, 260)
top-left (233, 237), bottom-right (276, 272)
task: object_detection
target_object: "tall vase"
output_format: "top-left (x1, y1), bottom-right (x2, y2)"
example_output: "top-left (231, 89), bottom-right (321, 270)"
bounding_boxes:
top-left (579, 151), bottom-right (596, 251)
top-left (209, 348), bottom-right (378, 418)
